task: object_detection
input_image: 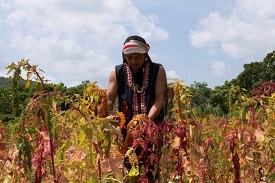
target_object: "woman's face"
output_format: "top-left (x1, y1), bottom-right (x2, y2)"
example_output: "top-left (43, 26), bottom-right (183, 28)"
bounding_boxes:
top-left (125, 53), bottom-right (146, 72)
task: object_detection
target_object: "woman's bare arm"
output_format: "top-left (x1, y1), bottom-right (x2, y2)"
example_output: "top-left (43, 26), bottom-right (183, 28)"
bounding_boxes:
top-left (148, 66), bottom-right (167, 120)
top-left (106, 69), bottom-right (118, 112)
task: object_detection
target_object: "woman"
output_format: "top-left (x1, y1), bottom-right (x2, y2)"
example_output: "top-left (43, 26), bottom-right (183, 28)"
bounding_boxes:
top-left (107, 35), bottom-right (167, 182)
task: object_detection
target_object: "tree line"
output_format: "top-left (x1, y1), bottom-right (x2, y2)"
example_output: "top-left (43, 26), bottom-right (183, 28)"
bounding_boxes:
top-left (0, 50), bottom-right (274, 122)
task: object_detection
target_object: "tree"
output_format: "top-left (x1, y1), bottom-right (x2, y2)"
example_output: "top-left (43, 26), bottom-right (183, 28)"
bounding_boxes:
top-left (0, 87), bottom-right (13, 122)
top-left (209, 81), bottom-right (232, 116)
top-left (188, 81), bottom-right (213, 116)
top-left (262, 50), bottom-right (275, 82)
top-left (67, 80), bottom-right (91, 95)
top-left (189, 81), bottom-right (212, 107)
top-left (0, 76), bottom-right (11, 87)
top-left (233, 50), bottom-right (275, 93)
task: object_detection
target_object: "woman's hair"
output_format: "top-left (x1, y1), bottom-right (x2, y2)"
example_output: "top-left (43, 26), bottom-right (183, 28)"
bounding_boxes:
top-left (122, 35), bottom-right (152, 63)
top-left (123, 35), bottom-right (146, 45)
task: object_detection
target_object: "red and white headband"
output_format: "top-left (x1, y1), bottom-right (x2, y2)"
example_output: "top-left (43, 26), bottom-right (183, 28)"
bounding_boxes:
top-left (122, 40), bottom-right (150, 54)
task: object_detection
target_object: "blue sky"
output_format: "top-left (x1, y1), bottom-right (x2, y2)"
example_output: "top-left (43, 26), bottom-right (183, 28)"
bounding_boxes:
top-left (1, 0), bottom-right (274, 89)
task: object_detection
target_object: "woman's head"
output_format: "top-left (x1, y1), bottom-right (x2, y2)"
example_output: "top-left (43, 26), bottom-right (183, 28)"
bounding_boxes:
top-left (122, 35), bottom-right (152, 64)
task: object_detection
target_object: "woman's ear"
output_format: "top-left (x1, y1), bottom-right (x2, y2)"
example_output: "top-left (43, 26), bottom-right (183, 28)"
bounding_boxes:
top-left (145, 53), bottom-right (149, 60)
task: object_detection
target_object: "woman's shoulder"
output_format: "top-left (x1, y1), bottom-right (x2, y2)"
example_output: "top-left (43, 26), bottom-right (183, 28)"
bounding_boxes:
top-left (115, 63), bottom-right (124, 67)
top-left (151, 62), bottom-right (163, 68)
top-left (150, 62), bottom-right (164, 72)
top-left (115, 63), bottom-right (124, 72)
top-left (115, 63), bottom-right (125, 81)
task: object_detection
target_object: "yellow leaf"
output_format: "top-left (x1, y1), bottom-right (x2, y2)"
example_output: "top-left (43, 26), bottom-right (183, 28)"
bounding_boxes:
top-left (245, 155), bottom-right (253, 161)
top-left (267, 127), bottom-right (275, 136)
top-left (104, 121), bottom-right (122, 139)
top-left (52, 99), bottom-right (57, 111)
top-left (25, 80), bottom-right (31, 90)
top-left (254, 128), bottom-right (264, 142)
top-left (172, 136), bottom-right (181, 148)
top-left (128, 166), bottom-right (139, 176)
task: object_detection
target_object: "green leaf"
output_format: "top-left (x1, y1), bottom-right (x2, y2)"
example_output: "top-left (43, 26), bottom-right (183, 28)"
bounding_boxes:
top-left (86, 177), bottom-right (97, 183)
top-left (35, 82), bottom-right (43, 92)
top-left (82, 126), bottom-right (94, 141)
top-left (268, 174), bottom-right (275, 182)
top-left (27, 127), bottom-right (37, 135)
top-left (128, 166), bottom-right (139, 177)
top-left (5, 62), bottom-right (16, 75)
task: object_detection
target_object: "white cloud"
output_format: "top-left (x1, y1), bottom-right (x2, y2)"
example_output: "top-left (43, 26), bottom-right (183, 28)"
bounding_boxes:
top-left (0, 0), bottom-right (169, 88)
top-left (150, 53), bottom-right (159, 61)
top-left (189, 0), bottom-right (275, 62)
top-left (167, 70), bottom-right (181, 80)
top-left (211, 61), bottom-right (231, 77)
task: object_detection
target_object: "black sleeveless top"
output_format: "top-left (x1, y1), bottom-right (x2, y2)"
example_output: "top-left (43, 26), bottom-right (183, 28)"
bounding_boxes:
top-left (115, 61), bottom-right (164, 125)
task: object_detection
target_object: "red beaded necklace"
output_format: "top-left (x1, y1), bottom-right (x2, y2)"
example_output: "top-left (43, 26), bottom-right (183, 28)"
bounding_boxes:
top-left (124, 62), bottom-right (150, 115)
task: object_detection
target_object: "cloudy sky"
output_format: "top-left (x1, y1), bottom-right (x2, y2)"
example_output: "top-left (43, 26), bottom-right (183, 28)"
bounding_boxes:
top-left (1, 0), bottom-right (274, 88)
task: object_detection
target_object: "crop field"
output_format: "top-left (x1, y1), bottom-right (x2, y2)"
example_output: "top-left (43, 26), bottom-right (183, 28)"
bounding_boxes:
top-left (0, 60), bottom-right (275, 183)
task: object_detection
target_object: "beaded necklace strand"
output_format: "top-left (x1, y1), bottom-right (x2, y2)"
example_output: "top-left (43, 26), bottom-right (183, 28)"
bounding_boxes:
top-left (124, 62), bottom-right (150, 115)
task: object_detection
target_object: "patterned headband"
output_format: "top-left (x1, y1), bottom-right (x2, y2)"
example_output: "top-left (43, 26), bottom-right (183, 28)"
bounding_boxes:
top-left (122, 39), bottom-right (150, 54)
